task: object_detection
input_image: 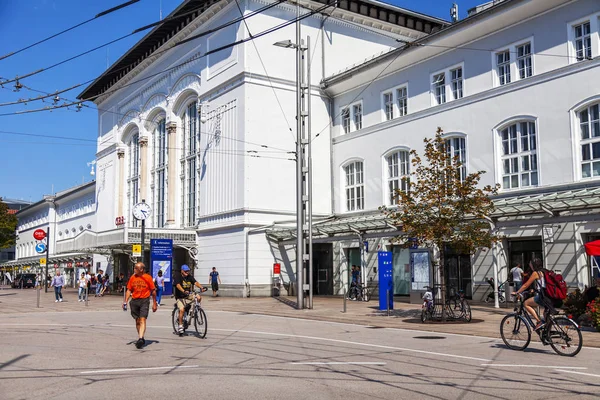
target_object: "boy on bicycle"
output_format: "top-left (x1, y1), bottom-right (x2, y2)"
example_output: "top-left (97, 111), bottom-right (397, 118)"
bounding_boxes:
top-left (174, 265), bottom-right (206, 334)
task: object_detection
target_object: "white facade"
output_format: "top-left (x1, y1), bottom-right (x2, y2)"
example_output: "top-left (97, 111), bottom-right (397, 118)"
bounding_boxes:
top-left (11, 182), bottom-right (101, 287)
top-left (78, 0), bottom-right (443, 296)
top-left (310, 0), bottom-right (600, 300)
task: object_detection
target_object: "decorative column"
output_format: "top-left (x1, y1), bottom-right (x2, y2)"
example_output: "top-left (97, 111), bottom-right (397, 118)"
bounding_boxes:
top-left (166, 122), bottom-right (177, 226)
top-left (117, 149), bottom-right (125, 219)
top-left (139, 136), bottom-right (149, 204)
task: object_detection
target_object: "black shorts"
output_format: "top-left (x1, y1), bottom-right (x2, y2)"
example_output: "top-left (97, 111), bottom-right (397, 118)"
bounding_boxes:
top-left (130, 298), bottom-right (150, 319)
top-left (211, 282), bottom-right (219, 291)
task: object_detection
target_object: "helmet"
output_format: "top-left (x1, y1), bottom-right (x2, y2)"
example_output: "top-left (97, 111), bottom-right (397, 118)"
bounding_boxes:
top-left (181, 265), bottom-right (190, 272)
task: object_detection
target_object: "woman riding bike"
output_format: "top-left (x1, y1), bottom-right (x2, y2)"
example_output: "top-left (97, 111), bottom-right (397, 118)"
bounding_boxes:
top-left (513, 258), bottom-right (551, 331)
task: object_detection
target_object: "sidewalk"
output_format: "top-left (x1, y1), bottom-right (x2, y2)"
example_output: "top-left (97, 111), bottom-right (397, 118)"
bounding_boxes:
top-left (2, 286), bottom-right (598, 347)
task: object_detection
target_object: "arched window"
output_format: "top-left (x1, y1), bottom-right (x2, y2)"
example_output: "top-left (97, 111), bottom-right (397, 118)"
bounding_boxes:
top-left (343, 160), bottom-right (364, 211)
top-left (152, 119), bottom-right (167, 227)
top-left (579, 103), bottom-right (600, 178)
top-left (445, 135), bottom-right (467, 182)
top-left (384, 149), bottom-right (410, 205)
top-left (181, 102), bottom-right (198, 227)
top-left (127, 132), bottom-right (140, 227)
top-left (499, 121), bottom-right (538, 189)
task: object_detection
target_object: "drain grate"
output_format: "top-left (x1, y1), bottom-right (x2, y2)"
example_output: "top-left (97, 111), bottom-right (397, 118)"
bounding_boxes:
top-left (413, 336), bottom-right (446, 340)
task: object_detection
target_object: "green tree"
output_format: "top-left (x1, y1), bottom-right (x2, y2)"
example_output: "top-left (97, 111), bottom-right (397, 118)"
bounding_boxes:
top-left (381, 128), bottom-right (499, 320)
top-left (0, 198), bottom-right (18, 249)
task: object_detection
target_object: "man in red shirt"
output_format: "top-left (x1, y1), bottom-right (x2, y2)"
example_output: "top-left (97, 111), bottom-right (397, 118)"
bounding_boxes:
top-left (123, 262), bottom-right (158, 349)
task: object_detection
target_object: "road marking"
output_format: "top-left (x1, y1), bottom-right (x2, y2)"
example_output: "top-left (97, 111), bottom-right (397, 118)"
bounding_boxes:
top-left (291, 362), bottom-right (386, 365)
top-left (482, 364), bottom-right (587, 369)
top-left (213, 328), bottom-right (493, 362)
top-left (80, 365), bottom-right (200, 374)
top-left (555, 370), bottom-right (600, 378)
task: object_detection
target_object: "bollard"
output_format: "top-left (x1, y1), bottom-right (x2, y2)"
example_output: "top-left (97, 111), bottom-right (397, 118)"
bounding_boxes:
top-left (387, 289), bottom-right (390, 317)
top-left (343, 288), bottom-right (347, 313)
top-left (85, 287), bottom-right (89, 307)
top-left (36, 286), bottom-right (40, 308)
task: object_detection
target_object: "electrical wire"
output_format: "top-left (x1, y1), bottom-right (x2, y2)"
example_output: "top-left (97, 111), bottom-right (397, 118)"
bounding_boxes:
top-left (233, 0), bottom-right (294, 143)
top-left (0, 0), bottom-right (287, 87)
top-left (0, 0), bottom-right (339, 116)
top-left (0, 0), bottom-right (141, 61)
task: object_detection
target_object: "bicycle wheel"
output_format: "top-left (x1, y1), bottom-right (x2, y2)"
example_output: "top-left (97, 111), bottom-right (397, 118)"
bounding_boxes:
top-left (500, 314), bottom-right (531, 350)
top-left (498, 295), bottom-right (506, 304)
top-left (462, 301), bottom-right (472, 322)
top-left (171, 306), bottom-right (181, 334)
top-left (548, 316), bottom-right (582, 357)
top-left (194, 307), bottom-right (207, 338)
top-left (420, 308), bottom-right (429, 323)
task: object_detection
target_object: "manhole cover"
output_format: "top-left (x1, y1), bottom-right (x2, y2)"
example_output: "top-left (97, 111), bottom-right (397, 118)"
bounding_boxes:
top-left (413, 336), bottom-right (446, 340)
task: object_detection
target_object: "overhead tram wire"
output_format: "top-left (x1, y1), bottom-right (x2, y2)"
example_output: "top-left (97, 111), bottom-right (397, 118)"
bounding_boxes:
top-left (233, 0), bottom-right (294, 142)
top-left (0, 0), bottom-right (288, 88)
top-left (0, 0), bottom-right (339, 115)
top-left (0, 0), bottom-right (141, 62)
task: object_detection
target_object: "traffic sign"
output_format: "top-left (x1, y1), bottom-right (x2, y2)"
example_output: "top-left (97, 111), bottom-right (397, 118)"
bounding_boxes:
top-left (132, 244), bottom-right (141, 257)
top-left (33, 229), bottom-right (46, 241)
top-left (40, 258), bottom-right (47, 267)
top-left (35, 243), bottom-right (46, 254)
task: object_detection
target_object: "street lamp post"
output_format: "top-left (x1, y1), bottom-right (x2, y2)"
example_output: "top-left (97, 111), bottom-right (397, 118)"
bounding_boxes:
top-left (274, 29), bottom-right (312, 309)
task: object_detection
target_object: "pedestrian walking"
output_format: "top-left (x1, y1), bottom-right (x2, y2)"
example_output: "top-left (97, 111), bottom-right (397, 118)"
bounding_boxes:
top-left (209, 267), bottom-right (221, 297)
top-left (78, 272), bottom-right (87, 301)
top-left (51, 271), bottom-right (65, 302)
top-left (123, 262), bottom-right (157, 349)
top-left (95, 270), bottom-right (104, 297)
top-left (155, 270), bottom-right (165, 306)
top-left (510, 263), bottom-right (524, 291)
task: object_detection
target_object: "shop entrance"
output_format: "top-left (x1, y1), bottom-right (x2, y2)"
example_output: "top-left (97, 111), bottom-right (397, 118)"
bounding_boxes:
top-left (312, 243), bottom-right (333, 295)
top-left (508, 239), bottom-right (543, 273)
top-left (445, 247), bottom-right (472, 299)
top-left (347, 248), bottom-right (361, 287)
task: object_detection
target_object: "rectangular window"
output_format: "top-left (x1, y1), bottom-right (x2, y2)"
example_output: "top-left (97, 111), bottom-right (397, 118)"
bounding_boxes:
top-left (500, 122), bottom-right (538, 189)
top-left (397, 87), bottom-right (408, 117)
top-left (574, 21), bottom-right (592, 61)
top-left (516, 43), bottom-right (532, 79)
top-left (128, 133), bottom-right (140, 227)
top-left (432, 73), bottom-right (446, 105)
top-left (153, 119), bottom-right (167, 228)
top-left (386, 151), bottom-right (410, 205)
top-left (181, 102), bottom-right (197, 227)
top-left (450, 67), bottom-right (463, 100)
top-left (445, 137), bottom-right (467, 182)
top-left (341, 108), bottom-right (351, 134)
top-left (383, 92), bottom-right (394, 120)
top-left (353, 104), bottom-right (362, 131)
top-left (496, 50), bottom-right (511, 85)
top-left (344, 161), bottom-right (364, 211)
top-left (580, 104), bottom-right (600, 178)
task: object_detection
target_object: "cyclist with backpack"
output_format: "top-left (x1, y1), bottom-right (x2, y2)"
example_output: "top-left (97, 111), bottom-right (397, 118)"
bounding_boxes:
top-left (513, 258), bottom-right (567, 331)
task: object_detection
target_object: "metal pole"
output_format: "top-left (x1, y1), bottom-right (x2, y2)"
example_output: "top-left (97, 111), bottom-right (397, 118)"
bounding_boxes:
top-left (36, 285), bottom-right (40, 308)
top-left (307, 35), bottom-right (313, 310)
top-left (295, 2), bottom-right (303, 310)
top-left (141, 199), bottom-right (146, 270)
top-left (45, 227), bottom-right (50, 293)
top-left (493, 241), bottom-right (499, 309)
top-left (343, 287), bottom-right (346, 313)
top-left (387, 289), bottom-right (390, 316)
top-left (85, 287), bottom-right (89, 306)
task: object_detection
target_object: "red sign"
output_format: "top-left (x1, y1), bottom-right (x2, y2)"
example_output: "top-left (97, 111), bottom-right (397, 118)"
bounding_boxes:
top-left (115, 216), bottom-right (125, 226)
top-left (33, 229), bottom-right (46, 241)
top-left (273, 263), bottom-right (281, 275)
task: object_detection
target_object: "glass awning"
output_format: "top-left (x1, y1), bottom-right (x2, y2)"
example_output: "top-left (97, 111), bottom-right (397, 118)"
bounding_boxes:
top-left (266, 185), bottom-right (600, 242)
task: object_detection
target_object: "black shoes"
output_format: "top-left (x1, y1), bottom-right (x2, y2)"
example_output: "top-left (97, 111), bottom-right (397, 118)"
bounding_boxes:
top-left (135, 338), bottom-right (145, 349)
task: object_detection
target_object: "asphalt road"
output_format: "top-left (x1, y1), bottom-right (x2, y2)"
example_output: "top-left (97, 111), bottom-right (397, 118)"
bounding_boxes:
top-left (0, 306), bottom-right (599, 400)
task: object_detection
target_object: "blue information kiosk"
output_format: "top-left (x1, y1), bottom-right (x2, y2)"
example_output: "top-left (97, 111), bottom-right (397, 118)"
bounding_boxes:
top-left (150, 239), bottom-right (173, 296)
top-left (378, 251), bottom-right (393, 311)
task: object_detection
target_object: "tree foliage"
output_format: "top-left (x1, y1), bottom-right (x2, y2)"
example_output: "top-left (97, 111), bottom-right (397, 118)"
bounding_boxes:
top-left (0, 198), bottom-right (18, 249)
top-left (381, 128), bottom-right (499, 319)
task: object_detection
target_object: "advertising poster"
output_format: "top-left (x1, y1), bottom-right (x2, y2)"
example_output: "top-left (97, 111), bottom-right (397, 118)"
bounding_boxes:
top-left (150, 239), bottom-right (173, 295)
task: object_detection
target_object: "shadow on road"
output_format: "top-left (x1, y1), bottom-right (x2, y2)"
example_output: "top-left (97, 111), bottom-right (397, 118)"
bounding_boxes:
top-left (274, 297), bottom-right (298, 309)
top-left (0, 354), bottom-right (29, 370)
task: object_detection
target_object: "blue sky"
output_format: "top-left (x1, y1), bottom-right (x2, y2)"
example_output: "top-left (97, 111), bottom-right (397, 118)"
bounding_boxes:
top-left (0, 0), bottom-right (482, 202)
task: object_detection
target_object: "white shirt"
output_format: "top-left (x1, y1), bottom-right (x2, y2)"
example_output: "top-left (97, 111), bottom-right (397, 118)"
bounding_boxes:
top-left (79, 277), bottom-right (87, 288)
top-left (510, 267), bottom-right (524, 282)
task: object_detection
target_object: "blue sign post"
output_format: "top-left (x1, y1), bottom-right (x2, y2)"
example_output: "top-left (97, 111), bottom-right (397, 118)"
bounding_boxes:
top-left (378, 251), bottom-right (393, 311)
top-left (150, 239), bottom-right (173, 296)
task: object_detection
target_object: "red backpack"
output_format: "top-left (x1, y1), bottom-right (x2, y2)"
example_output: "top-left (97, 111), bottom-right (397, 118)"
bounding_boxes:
top-left (543, 269), bottom-right (567, 300)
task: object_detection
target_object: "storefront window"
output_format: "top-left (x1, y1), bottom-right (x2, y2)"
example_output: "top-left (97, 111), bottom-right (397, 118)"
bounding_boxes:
top-left (392, 246), bottom-right (410, 295)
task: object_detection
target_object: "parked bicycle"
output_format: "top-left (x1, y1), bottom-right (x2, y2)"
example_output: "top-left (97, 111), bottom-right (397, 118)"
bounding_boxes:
top-left (348, 283), bottom-right (370, 302)
top-left (172, 289), bottom-right (207, 338)
top-left (447, 287), bottom-right (472, 322)
top-left (500, 294), bottom-right (582, 356)
top-left (421, 286), bottom-right (471, 322)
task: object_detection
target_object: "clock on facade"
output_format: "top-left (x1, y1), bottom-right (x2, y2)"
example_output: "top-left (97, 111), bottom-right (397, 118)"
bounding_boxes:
top-left (132, 202), bottom-right (152, 221)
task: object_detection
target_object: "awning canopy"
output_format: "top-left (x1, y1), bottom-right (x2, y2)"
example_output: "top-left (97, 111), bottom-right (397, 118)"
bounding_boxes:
top-left (585, 240), bottom-right (600, 256)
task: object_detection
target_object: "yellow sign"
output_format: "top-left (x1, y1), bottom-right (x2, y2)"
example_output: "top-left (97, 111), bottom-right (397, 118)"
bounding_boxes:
top-left (132, 244), bottom-right (141, 257)
top-left (40, 258), bottom-right (47, 267)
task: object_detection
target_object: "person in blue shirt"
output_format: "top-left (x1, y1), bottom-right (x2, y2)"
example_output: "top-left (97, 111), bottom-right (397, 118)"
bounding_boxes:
top-left (209, 267), bottom-right (222, 297)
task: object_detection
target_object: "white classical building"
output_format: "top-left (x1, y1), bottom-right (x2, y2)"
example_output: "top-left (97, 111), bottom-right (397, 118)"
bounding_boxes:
top-left (267, 0), bottom-right (600, 301)
top-left (5, 182), bottom-right (101, 287)
top-left (74, 0), bottom-right (446, 296)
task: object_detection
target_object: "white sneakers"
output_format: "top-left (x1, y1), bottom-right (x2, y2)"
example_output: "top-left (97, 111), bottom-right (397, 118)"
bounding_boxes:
top-left (178, 325), bottom-right (184, 333)
top-left (59, 299), bottom-right (63, 302)
top-left (55, 300), bottom-right (58, 303)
